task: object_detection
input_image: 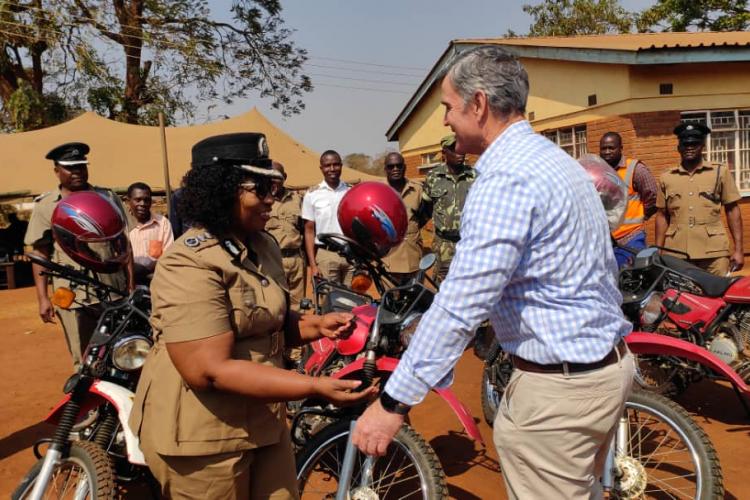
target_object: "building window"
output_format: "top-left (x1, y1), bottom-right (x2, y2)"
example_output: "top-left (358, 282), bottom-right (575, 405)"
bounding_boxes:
top-left (421, 152), bottom-right (438, 165)
top-left (543, 125), bottom-right (588, 158)
top-left (681, 109), bottom-right (750, 192)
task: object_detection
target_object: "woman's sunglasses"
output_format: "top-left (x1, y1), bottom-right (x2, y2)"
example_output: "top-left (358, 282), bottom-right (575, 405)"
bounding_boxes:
top-left (239, 179), bottom-right (280, 198)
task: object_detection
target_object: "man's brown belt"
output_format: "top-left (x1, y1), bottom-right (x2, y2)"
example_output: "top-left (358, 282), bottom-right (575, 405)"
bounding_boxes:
top-left (510, 339), bottom-right (627, 375)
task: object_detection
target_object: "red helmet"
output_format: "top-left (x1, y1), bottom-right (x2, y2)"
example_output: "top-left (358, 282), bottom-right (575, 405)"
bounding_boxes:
top-left (51, 191), bottom-right (129, 273)
top-left (337, 182), bottom-right (408, 257)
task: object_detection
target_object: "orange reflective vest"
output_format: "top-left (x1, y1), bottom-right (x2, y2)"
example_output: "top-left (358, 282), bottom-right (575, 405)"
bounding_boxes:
top-left (611, 159), bottom-right (645, 241)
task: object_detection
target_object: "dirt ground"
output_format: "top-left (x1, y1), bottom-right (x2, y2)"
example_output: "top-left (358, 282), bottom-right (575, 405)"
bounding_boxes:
top-left (1, 286), bottom-right (749, 498)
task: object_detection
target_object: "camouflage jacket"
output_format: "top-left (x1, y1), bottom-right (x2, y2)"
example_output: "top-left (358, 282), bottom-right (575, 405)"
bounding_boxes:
top-left (421, 163), bottom-right (476, 237)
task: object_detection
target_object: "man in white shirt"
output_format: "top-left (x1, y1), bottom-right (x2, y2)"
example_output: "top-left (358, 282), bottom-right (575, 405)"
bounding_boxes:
top-left (127, 182), bottom-right (174, 284)
top-left (302, 150), bottom-right (354, 285)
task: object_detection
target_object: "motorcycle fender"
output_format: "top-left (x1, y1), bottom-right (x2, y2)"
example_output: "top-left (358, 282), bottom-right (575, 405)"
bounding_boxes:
top-left (626, 331), bottom-right (750, 393)
top-left (45, 381), bottom-right (147, 466)
top-left (332, 357), bottom-right (484, 445)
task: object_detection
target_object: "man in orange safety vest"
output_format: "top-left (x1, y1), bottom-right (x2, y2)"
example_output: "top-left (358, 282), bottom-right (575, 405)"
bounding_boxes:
top-left (599, 132), bottom-right (658, 268)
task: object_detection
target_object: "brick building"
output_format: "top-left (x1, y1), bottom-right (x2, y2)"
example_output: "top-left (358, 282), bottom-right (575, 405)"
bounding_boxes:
top-left (386, 32), bottom-right (750, 256)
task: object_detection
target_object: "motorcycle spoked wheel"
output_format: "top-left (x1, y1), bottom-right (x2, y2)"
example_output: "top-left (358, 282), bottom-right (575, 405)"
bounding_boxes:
top-left (633, 355), bottom-right (689, 398)
top-left (613, 390), bottom-right (723, 500)
top-left (12, 441), bottom-right (115, 500)
top-left (480, 350), bottom-right (513, 425)
top-left (296, 419), bottom-right (448, 499)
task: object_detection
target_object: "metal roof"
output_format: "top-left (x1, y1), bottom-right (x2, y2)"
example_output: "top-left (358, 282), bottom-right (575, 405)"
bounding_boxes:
top-left (386, 32), bottom-right (750, 142)
top-left (459, 31), bottom-right (750, 52)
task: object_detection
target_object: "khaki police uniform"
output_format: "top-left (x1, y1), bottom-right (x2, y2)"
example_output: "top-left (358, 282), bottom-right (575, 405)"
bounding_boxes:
top-left (267, 189), bottom-right (306, 310)
top-left (657, 162), bottom-right (741, 276)
top-left (382, 180), bottom-right (424, 277)
top-left (422, 163), bottom-right (476, 283)
top-left (24, 187), bottom-right (129, 367)
top-left (130, 227), bottom-right (298, 499)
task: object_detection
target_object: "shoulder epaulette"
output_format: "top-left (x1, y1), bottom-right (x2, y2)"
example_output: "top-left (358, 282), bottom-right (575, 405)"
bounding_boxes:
top-left (183, 231), bottom-right (216, 249)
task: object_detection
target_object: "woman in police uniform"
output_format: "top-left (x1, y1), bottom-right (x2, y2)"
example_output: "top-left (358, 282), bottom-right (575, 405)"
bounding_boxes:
top-left (130, 133), bottom-right (376, 499)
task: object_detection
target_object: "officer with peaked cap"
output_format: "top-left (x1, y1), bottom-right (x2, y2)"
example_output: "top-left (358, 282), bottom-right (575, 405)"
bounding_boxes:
top-left (419, 133), bottom-right (476, 283)
top-left (129, 133), bottom-right (376, 499)
top-left (24, 142), bottom-right (132, 368)
top-left (655, 123), bottom-right (744, 275)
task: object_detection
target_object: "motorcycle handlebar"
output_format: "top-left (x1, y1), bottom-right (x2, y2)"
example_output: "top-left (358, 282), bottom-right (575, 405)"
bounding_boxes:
top-left (26, 252), bottom-right (126, 297)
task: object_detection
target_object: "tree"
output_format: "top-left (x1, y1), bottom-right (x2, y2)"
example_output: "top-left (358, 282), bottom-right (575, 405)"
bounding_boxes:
top-left (0, 0), bottom-right (311, 130)
top-left (343, 153), bottom-right (374, 174)
top-left (520, 0), bottom-right (636, 36)
top-left (637, 0), bottom-right (750, 31)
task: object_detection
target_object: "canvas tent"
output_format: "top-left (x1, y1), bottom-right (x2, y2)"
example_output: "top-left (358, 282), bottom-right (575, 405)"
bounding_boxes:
top-left (0, 108), bottom-right (381, 196)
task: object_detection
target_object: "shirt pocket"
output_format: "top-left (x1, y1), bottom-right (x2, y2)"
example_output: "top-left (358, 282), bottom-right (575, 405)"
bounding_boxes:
top-left (229, 287), bottom-right (260, 339)
top-left (665, 191), bottom-right (682, 213)
top-left (705, 223), bottom-right (729, 253)
top-left (313, 197), bottom-right (332, 218)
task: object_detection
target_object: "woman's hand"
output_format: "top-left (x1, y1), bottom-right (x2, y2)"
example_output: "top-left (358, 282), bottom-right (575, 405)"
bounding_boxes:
top-left (319, 312), bottom-right (356, 339)
top-left (313, 377), bottom-right (378, 406)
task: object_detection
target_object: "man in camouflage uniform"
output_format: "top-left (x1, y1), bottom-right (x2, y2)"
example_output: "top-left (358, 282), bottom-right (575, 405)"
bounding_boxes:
top-left (24, 142), bottom-right (132, 368)
top-left (266, 161), bottom-right (306, 310)
top-left (421, 134), bottom-right (476, 283)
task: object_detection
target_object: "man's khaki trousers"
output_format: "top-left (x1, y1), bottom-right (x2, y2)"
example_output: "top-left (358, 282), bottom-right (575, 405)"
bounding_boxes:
top-left (494, 351), bottom-right (635, 499)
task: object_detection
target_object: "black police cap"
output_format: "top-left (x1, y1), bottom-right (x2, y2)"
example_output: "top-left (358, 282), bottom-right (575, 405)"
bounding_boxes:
top-left (45, 142), bottom-right (90, 166)
top-left (191, 133), bottom-right (281, 179)
top-left (674, 123), bottom-right (711, 142)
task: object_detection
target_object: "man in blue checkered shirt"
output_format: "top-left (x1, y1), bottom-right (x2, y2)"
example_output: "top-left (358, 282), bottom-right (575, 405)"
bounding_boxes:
top-left (353, 46), bottom-right (635, 499)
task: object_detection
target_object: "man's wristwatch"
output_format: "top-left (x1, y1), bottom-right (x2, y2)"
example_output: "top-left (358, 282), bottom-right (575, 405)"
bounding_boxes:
top-left (379, 392), bottom-right (411, 415)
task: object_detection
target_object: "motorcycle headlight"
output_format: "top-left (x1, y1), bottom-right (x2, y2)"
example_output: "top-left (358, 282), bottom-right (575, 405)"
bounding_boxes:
top-left (111, 335), bottom-right (152, 371)
top-left (399, 313), bottom-right (422, 347)
top-left (639, 292), bottom-right (663, 326)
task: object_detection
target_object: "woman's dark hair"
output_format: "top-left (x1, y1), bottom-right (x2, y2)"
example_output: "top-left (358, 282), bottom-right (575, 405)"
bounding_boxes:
top-left (177, 164), bottom-right (249, 235)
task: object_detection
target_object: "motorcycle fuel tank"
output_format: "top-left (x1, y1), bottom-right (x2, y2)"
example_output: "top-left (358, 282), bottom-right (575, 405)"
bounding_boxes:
top-left (724, 275), bottom-right (750, 304)
top-left (662, 289), bottom-right (725, 332)
top-left (337, 304), bottom-right (377, 355)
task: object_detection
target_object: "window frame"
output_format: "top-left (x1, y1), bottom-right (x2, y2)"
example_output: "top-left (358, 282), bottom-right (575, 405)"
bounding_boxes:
top-left (680, 109), bottom-right (750, 195)
top-left (543, 125), bottom-right (588, 158)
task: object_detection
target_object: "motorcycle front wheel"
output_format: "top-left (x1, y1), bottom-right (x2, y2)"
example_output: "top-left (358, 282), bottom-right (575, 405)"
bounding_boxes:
top-left (12, 441), bottom-right (115, 500)
top-left (612, 390), bottom-right (723, 500)
top-left (296, 419), bottom-right (448, 499)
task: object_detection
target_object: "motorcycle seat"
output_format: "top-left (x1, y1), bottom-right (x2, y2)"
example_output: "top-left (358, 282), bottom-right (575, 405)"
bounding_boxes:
top-left (659, 255), bottom-right (738, 297)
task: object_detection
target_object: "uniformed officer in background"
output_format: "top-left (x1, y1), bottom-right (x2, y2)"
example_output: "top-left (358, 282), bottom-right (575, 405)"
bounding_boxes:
top-left (421, 134), bottom-right (476, 283)
top-left (381, 152), bottom-right (427, 282)
top-left (130, 133), bottom-right (375, 499)
top-left (24, 142), bottom-right (132, 368)
top-left (655, 123), bottom-right (744, 275)
top-left (267, 161), bottom-right (306, 310)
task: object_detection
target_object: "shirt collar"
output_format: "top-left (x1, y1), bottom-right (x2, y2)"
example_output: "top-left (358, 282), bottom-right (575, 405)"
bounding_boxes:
top-left (476, 120), bottom-right (533, 175)
top-left (134, 214), bottom-right (160, 229)
top-left (318, 180), bottom-right (348, 192)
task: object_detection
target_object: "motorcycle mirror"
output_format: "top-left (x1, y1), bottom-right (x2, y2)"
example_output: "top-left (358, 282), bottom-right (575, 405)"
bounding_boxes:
top-left (635, 247), bottom-right (658, 259)
top-left (418, 254), bottom-right (436, 272)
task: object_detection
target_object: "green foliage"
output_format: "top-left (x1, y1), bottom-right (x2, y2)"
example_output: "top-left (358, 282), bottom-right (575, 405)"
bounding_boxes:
top-left (522, 0), bottom-right (636, 36)
top-left (638, 0), bottom-right (750, 31)
top-left (0, 0), bottom-right (311, 129)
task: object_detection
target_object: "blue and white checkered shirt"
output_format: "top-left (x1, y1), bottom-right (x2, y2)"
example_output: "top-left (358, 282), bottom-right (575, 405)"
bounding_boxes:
top-left (385, 120), bottom-right (632, 405)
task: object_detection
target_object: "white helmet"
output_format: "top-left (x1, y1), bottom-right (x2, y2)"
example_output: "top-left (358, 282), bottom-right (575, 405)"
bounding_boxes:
top-left (578, 153), bottom-right (627, 232)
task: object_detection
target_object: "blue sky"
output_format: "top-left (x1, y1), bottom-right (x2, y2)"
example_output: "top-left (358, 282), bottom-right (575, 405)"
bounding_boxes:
top-left (207, 0), bottom-right (654, 158)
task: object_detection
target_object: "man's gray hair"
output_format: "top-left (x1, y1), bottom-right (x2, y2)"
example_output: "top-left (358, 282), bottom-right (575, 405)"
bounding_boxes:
top-left (446, 45), bottom-right (529, 117)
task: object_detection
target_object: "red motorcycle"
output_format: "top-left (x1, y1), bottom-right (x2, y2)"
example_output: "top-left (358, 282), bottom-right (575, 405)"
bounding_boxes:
top-left (290, 234), bottom-right (482, 499)
top-left (620, 247), bottom-right (750, 398)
